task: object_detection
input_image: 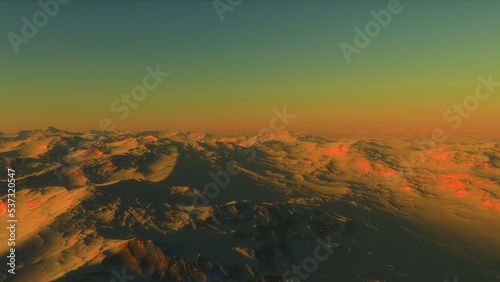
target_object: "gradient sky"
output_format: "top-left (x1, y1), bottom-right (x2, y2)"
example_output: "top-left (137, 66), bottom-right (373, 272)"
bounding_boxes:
top-left (1, 0), bottom-right (499, 134)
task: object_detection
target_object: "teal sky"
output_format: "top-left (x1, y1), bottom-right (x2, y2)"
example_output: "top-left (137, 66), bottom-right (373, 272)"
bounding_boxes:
top-left (1, 1), bottom-right (499, 134)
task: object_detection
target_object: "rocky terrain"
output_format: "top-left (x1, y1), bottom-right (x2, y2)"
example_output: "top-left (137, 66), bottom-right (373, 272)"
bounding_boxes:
top-left (0, 128), bottom-right (499, 281)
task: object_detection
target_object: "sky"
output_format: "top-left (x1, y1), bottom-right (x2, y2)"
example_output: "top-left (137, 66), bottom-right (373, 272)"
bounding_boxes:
top-left (1, 0), bottom-right (499, 134)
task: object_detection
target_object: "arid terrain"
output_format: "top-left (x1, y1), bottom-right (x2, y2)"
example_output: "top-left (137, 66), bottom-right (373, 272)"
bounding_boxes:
top-left (0, 128), bottom-right (499, 281)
